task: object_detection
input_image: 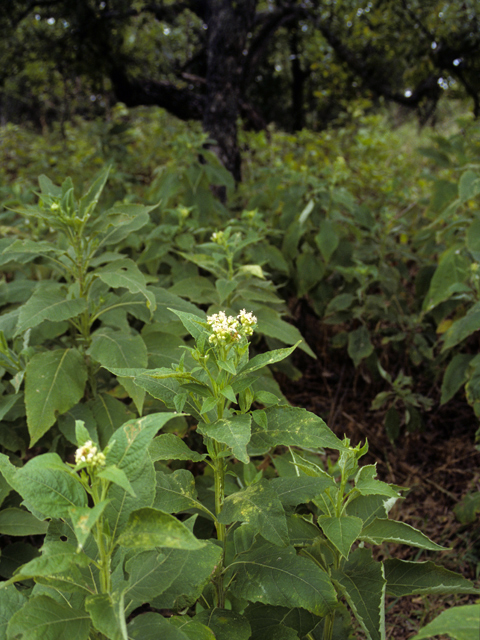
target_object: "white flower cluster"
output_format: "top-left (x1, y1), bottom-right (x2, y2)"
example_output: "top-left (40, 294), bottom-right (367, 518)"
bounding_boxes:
top-left (75, 440), bottom-right (106, 467)
top-left (207, 309), bottom-right (257, 346)
top-left (211, 230), bottom-right (226, 244)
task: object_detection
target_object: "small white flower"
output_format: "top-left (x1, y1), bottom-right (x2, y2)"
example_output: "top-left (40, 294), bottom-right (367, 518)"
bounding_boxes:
top-left (75, 440), bottom-right (106, 468)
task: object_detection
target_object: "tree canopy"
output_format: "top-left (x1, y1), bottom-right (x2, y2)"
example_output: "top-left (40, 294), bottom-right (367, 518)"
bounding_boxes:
top-left (2, 1), bottom-right (479, 179)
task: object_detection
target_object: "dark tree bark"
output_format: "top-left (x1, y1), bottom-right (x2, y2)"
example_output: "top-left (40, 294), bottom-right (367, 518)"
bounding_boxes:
top-left (202, 0), bottom-right (257, 182)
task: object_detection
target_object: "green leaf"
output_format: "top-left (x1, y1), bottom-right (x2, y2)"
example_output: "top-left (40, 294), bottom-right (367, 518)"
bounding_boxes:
top-left (442, 302), bottom-right (480, 351)
top-left (441, 354), bottom-right (475, 405)
top-left (96, 259), bottom-right (155, 310)
top-left (227, 538), bottom-right (337, 616)
top-left (97, 465), bottom-right (136, 496)
top-left (219, 479), bottom-right (289, 547)
top-left (410, 604), bottom-right (480, 640)
top-left (0, 452), bottom-right (87, 520)
top-left (459, 170), bottom-right (480, 202)
top-left (197, 414), bottom-right (251, 463)
top-left (0, 508), bottom-right (48, 536)
top-left (360, 518), bottom-right (445, 550)
top-left (423, 246), bottom-right (470, 312)
top-left (105, 412), bottom-right (179, 480)
top-left (0, 585), bottom-right (26, 640)
top-left (270, 475), bottom-right (337, 507)
top-left (254, 307), bottom-right (315, 358)
top-left (244, 603), bottom-right (318, 640)
top-left (78, 164), bottom-right (111, 219)
top-left (25, 348), bottom-right (88, 446)
top-left (196, 609), bottom-right (251, 640)
top-left (149, 543), bottom-right (222, 611)
top-left (384, 559), bottom-right (479, 597)
top-left (14, 285), bottom-right (87, 336)
top-left (345, 494), bottom-right (388, 526)
top-left (127, 612), bottom-right (194, 640)
top-left (355, 465), bottom-right (400, 498)
top-left (85, 591), bottom-right (128, 640)
top-left (168, 307), bottom-right (207, 340)
top-left (6, 595), bottom-right (90, 640)
top-left (13, 541), bottom-right (90, 579)
top-left (168, 616), bottom-right (216, 640)
top-left (116, 507), bottom-right (206, 550)
top-left (90, 393), bottom-right (133, 448)
top-left (154, 470), bottom-right (214, 519)
top-left (318, 515), bottom-right (363, 559)
top-left (238, 344), bottom-right (299, 377)
top-left (348, 326), bottom-right (374, 368)
top-left (332, 547), bottom-right (386, 640)
top-left (149, 434), bottom-right (206, 463)
top-left (315, 219), bottom-right (339, 263)
top-left (249, 405), bottom-right (345, 452)
top-left (68, 500), bottom-right (110, 550)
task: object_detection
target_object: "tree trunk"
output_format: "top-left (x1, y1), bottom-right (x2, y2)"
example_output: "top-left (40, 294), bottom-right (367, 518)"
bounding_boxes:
top-left (202, 0), bottom-right (257, 183)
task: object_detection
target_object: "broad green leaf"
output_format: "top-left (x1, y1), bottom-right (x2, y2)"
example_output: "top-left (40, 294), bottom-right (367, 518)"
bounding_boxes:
top-left (90, 393), bottom-right (134, 448)
top-left (355, 465), bottom-right (400, 498)
top-left (237, 344), bottom-right (299, 377)
top-left (154, 469), bottom-right (214, 519)
top-left (25, 348), bottom-right (88, 446)
top-left (454, 491), bottom-right (480, 524)
top-left (315, 219), bottom-right (339, 263)
top-left (345, 494), bottom-right (388, 526)
top-left (244, 603), bottom-right (318, 640)
top-left (318, 515), bottom-right (363, 559)
top-left (459, 170), bottom-right (480, 202)
top-left (360, 518), bottom-right (445, 550)
top-left (14, 285), bottom-right (87, 336)
top-left (423, 246), bottom-right (470, 312)
top-left (151, 287), bottom-right (206, 325)
top-left (0, 452), bottom-right (87, 520)
top-left (150, 542), bottom-right (222, 611)
top-left (105, 412), bottom-right (179, 480)
top-left (127, 612), bottom-right (194, 640)
top-left (169, 617), bottom-right (216, 640)
top-left (96, 259), bottom-right (155, 310)
top-left (332, 547), bottom-right (386, 640)
top-left (384, 559), bottom-right (479, 597)
top-left (441, 302), bottom-right (480, 351)
top-left (410, 604), bottom-right (480, 640)
top-left (168, 307), bottom-right (207, 340)
top-left (227, 538), bottom-right (337, 616)
top-left (219, 479), bottom-right (289, 547)
top-left (255, 307), bottom-right (315, 358)
top-left (13, 541), bottom-right (90, 579)
top-left (6, 595), bottom-right (90, 640)
top-left (196, 609), bottom-right (252, 640)
top-left (85, 590), bottom-right (128, 640)
top-left (348, 326), bottom-right (374, 368)
top-left (78, 164), bottom-right (111, 219)
top-left (97, 465), bottom-right (135, 496)
top-left (325, 293), bottom-right (356, 316)
top-left (149, 434), bottom-right (206, 462)
top-left (0, 585), bottom-right (26, 640)
top-left (441, 354), bottom-right (474, 404)
top-left (197, 414), bottom-right (251, 463)
top-left (271, 476), bottom-right (337, 507)
top-left (249, 405), bottom-right (345, 452)
top-left (467, 218), bottom-right (480, 259)
top-left (116, 507), bottom-right (206, 550)
top-left (97, 205), bottom-right (154, 247)
top-left (0, 508), bottom-right (48, 536)
top-left (68, 500), bottom-right (110, 550)
top-left (296, 251), bottom-right (325, 296)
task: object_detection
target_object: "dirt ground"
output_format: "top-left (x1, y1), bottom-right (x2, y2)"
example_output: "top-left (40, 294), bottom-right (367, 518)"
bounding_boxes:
top-left (276, 309), bottom-right (480, 639)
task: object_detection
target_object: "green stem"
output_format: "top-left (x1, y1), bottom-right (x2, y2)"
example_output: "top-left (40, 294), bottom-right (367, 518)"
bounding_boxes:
top-left (213, 442), bottom-right (227, 609)
top-left (322, 610), bottom-right (336, 640)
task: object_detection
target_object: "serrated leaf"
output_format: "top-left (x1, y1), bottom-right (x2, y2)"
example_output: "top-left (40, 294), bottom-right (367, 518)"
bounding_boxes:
top-left (149, 434), bottom-right (206, 462)
top-left (332, 547), bottom-right (386, 640)
top-left (0, 452), bottom-right (87, 520)
top-left (0, 508), bottom-right (48, 536)
top-left (384, 559), bottom-right (479, 597)
top-left (6, 595), bottom-right (90, 640)
top-left (360, 518), bottom-right (445, 550)
top-left (116, 507), bottom-right (206, 550)
top-left (355, 465), bottom-right (400, 498)
top-left (410, 604), bottom-right (480, 640)
top-left (244, 603), bottom-right (318, 640)
top-left (25, 348), bottom-right (88, 446)
top-left (249, 405), bottom-right (345, 452)
top-left (14, 285), bottom-right (87, 336)
top-left (238, 344), bottom-right (299, 377)
top-left (318, 515), bottom-right (363, 559)
top-left (198, 414), bottom-right (251, 463)
top-left (168, 308), bottom-right (207, 340)
top-left (196, 609), bottom-right (251, 640)
top-left (270, 476), bottom-right (337, 507)
top-left (219, 479), bottom-right (289, 546)
top-left (226, 538), bottom-right (337, 616)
